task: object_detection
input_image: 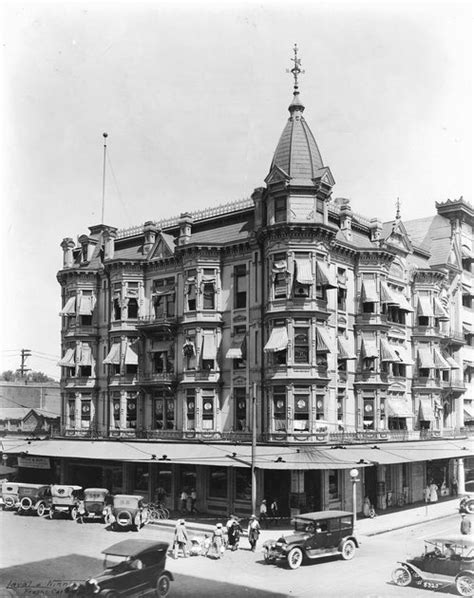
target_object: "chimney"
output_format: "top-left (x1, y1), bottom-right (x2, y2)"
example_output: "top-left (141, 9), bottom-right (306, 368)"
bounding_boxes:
top-left (337, 198), bottom-right (352, 241)
top-left (60, 238), bottom-right (76, 268)
top-left (252, 187), bottom-right (265, 227)
top-left (143, 221), bottom-right (159, 254)
top-left (103, 228), bottom-right (118, 260)
top-left (178, 213), bottom-right (193, 246)
top-left (370, 218), bottom-right (383, 243)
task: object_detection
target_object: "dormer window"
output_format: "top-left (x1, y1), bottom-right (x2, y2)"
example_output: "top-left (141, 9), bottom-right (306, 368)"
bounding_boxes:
top-left (274, 197), bottom-right (287, 223)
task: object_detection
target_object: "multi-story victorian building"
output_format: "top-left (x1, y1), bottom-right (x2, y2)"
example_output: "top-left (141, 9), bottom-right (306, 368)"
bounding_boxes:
top-left (5, 49), bottom-right (473, 516)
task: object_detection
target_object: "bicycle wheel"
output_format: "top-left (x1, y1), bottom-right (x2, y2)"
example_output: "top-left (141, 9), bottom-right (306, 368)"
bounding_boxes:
top-left (149, 508), bottom-right (160, 522)
top-left (160, 507), bottom-right (170, 519)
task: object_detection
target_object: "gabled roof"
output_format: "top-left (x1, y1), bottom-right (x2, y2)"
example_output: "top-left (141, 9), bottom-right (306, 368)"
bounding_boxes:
top-left (404, 214), bottom-right (457, 267)
top-left (148, 232), bottom-right (176, 260)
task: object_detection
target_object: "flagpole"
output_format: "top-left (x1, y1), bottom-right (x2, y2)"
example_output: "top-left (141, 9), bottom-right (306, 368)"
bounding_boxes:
top-left (101, 132), bottom-right (108, 224)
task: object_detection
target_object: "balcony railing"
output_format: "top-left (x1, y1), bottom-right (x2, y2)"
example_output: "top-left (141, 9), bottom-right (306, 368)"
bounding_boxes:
top-left (138, 372), bottom-right (177, 384)
top-left (136, 314), bottom-right (177, 329)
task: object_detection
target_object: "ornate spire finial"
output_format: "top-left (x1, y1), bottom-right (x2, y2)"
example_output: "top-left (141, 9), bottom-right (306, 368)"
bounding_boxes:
top-left (286, 44), bottom-right (305, 113)
top-left (396, 197), bottom-right (401, 220)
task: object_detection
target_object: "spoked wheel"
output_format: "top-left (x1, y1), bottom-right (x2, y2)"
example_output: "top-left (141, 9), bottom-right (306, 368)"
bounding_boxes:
top-left (456, 574), bottom-right (474, 597)
top-left (287, 547), bottom-right (303, 570)
top-left (465, 500), bottom-right (474, 515)
top-left (71, 507), bottom-right (78, 521)
top-left (341, 540), bottom-right (356, 561)
top-left (156, 574), bottom-right (171, 597)
top-left (149, 509), bottom-right (160, 522)
top-left (392, 566), bottom-right (412, 587)
top-left (4, 496), bottom-right (15, 509)
top-left (37, 502), bottom-right (47, 517)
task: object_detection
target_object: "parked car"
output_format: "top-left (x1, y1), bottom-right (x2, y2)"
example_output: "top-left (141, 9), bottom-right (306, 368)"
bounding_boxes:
top-left (16, 484), bottom-right (52, 516)
top-left (459, 480), bottom-right (474, 515)
top-left (0, 482), bottom-right (22, 510)
top-left (391, 535), bottom-right (474, 596)
top-left (108, 495), bottom-right (149, 531)
top-left (49, 484), bottom-right (83, 520)
top-left (77, 488), bottom-right (112, 523)
top-left (65, 539), bottom-right (173, 597)
top-left (262, 510), bottom-right (359, 569)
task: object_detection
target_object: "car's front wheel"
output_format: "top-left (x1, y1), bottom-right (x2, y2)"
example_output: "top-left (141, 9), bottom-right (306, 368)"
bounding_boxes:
top-left (70, 507), bottom-right (78, 521)
top-left (287, 547), bottom-right (303, 570)
top-left (392, 566), bottom-right (412, 587)
top-left (455, 573), bottom-right (474, 597)
top-left (156, 574), bottom-right (171, 597)
top-left (340, 539), bottom-right (356, 561)
top-left (464, 500), bottom-right (474, 515)
top-left (36, 502), bottom-right (47, 517)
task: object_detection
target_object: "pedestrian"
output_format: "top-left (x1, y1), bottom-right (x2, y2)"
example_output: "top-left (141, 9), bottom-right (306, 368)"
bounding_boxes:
top-left (259, 499), bottom-right (267, 528)
top-left (248, 514), bottom-right (261, 552)
top-left (226, 515), bottom-right (242, 551)
top-left (189, 536), bottom-right (202, 556)
top-left (190, 488), bottom-right (197, 513)
top-left (202, 534), bottom-right (211, 557)
top-left (211, 523), bottom-right (225, 559)
top-left (451, 477), bottom-right (458, 497)
top-left (429, 480), bottom-right (439, 503)
top-left (460, 513), bottom-right (472, 535)
top-left (186, 493), bottom-right (192, 514)
top-left (270, 499), bottom-right (279, 525)
top-left (173, 519), bottom-right (189, 559)
top-left (424, 484), bottom-right (431, 503)
top-left (180, 489), bottom-right (188, 513)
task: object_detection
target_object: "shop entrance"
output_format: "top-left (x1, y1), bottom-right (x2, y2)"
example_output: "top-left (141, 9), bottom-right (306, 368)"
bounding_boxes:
top-left (364, 466), bottom-right (377, 506)
top-left (304, 470), bottom-right (323, 512)
top-left (263, 470), bottom-right (291, 516)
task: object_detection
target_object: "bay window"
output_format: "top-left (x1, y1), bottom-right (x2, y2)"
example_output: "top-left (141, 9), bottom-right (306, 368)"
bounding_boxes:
top-left (273, 386), bottom-right (286, 431)
top-left (186, 389), bottom-right (196, 430)
top-left (294, 324), bottom-right (310, 364)
top-left (202, 391), bottom-right (215, 430)
top-left (154, 392), bottom-right (175, 430)
top-left (294, 387), bottom-right (309, 431)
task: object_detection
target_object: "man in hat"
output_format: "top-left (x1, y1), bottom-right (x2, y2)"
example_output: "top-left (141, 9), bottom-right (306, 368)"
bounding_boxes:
top-left (460, 513), bottom-right (472, 535)
top-left (259, 499), bottom-right (268, 528)
top-left (173, 519), bottom-right (189, 558)
top-left (212, 522), bottom-right (224, 558)
top-left (248, 515), bottom-right (261, 552)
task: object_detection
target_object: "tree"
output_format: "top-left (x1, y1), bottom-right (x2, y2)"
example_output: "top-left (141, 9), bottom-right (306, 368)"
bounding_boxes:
top-left (0, 370), bottom-right (56, 383)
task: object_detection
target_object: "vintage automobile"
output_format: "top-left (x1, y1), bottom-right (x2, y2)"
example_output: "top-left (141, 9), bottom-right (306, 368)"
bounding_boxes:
top-left (77, 488), bottom-right (112, 523)
top-left (16, 484), bottom-right (52, 516)
top-left (49, 484), bottom-right (83, 519)
top-left (65, 539), bottom-right (173, 597)
top-left (262, 510), bottom-right (359, 569)
top-left (391, 535), bottom-right (474, 596)
top-left (0, 481), bottom-right (22, 510)
top-left (107, 495), bottom-right (149, 531)
top-left (459, 480), bottom-right (474, 514)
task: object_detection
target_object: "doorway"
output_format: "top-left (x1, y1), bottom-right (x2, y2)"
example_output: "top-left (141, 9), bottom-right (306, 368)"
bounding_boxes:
top-left (264, 470), bottom-right (291, 516)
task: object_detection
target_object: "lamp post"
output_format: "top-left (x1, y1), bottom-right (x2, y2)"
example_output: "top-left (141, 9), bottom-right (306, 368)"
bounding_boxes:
top-left (350, 468), bottom-right (359, 528)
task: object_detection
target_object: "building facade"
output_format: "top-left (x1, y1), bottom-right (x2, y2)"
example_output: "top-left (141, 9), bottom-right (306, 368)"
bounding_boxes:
top-left (4, 49), bottom-right (473, 516)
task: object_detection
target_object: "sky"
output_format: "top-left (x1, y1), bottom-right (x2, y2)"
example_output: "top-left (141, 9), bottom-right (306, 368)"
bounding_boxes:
top-left (0, 0), bottom-right (472, 380)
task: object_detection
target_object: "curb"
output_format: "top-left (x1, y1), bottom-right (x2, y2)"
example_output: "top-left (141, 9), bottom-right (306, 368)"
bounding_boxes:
top-left (360, 511), bottom-right (455, 537)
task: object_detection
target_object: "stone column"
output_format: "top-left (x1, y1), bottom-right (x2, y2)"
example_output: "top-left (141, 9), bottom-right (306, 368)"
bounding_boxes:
top-left (120, 391), bottom-right (128, 429)
top-left (74, 393), bottom-right (81, 431)
top-left (458, 458), bottom-right (466, 495)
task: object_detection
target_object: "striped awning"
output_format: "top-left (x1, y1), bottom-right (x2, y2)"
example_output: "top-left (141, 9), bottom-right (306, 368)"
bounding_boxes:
top-left (103, 344), bottom-right (121, 365)
top-left (393, 291), bottom-right (414, 312)
top-left (444, 354), bottom-right (460, 370)
top-left (78, 295), bottom-right (96, 316)
top-left (316, 327), bottom-right (332, 352)
top-left (226, 335), bottom-right (245, 359)
top-left (392, 345), bottom-right (414, 365)
top-left (202, 333), bottom-right (218, 360)
top-left (419, 398), bottom-right (435, 422)
top-left (387, 398), bottom-right (414, 418)
top-left (361, 279), bottom-right (378, 303)
top-left (417, 296), bottom-right (433, 317)
top-left (316, 262), bottom-right (337, 288)
top-left (77, 343), bottom-right (93, 366)
top-left (433, 297), bottom-right (449, 321)
top-left (462, 245), bottom-right (474, 261)
top-left (124, 343), bottom-right (138, 365)
top-left (418, 346), bottom-right (435, 369)
top-left (60, 297), bottom-right (76, 316)
top-left (464, 403), bottom-right (474, 420)
top-left (337, 337), bottom-right (356, 360)
top-left (361, 338), bottom-right (378, 358)
top-left (380, 282), bottom-right (399, 304)
top-left (295, 259), bottom-right (313, 285)
top-left (380, 339), bottom-right (399, 362)
top-left (264, 327), bottom-right (289, 353)
top-left (58, 348), bottom-right (75, 367)
top-left (433, 346), bottom-right (450, 370)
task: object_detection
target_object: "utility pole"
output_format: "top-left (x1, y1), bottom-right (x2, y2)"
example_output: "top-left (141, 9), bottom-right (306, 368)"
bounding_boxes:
top-left (251, 381), bottom-right (257, 516)
top-left (17, 349), bottom-right (31, 378)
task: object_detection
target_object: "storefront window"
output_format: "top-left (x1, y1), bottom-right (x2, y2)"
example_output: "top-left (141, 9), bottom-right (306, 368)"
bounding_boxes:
top-left (103, 466), bottom-right (123, 494)
top-left (235, 468), bottom-right (251, 501)
top-left (328, 470), bottom-right (340, 501)
top-left (180, 465), bottom-right (196, 495)
top-left (156, 467), bottom-right (172, 499)
top-left (133, 463), bottom-right (149, 492)
top-left (209, 466), bottom-right (228, 499)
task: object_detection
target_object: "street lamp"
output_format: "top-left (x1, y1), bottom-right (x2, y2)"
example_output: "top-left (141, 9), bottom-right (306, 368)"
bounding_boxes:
top-left (350, 468), bottom-right (359, 528)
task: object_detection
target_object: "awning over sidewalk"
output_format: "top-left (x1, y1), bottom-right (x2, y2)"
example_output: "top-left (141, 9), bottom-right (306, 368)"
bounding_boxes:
top-left (2, 438), bottom-right (471, 470)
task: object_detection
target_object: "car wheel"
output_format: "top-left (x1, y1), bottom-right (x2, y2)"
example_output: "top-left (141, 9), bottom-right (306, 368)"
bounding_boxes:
top-left (456, 573), bottom-right (474, 597)
top-left (287, 547), bottom-right (304, 570)
top-left (340, 539), bottom-right (356, 561)
top-left (71, 507), bottom-right (78, 521)
top-left (392, 566), bottom-right (412, 587)
top-left (465, 500), bottom-right (474, 515)
top-left (37, 502), bottom-right (47, 517)
top-left (156, 574), bottom-right (171, 597)
top-left (4, 496), bottom-right (15, 509)
top-left (49, 508), bottom-right (55, 520)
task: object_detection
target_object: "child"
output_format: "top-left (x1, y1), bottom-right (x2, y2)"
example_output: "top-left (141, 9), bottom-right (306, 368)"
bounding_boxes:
top-left (189, 536), bottom-right (202, 556)
top-left (202, 534), bottom-right (211, 557)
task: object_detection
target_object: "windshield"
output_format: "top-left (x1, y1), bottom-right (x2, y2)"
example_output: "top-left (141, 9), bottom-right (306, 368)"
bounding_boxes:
top-left (294, 519), bottom-right (328, 533)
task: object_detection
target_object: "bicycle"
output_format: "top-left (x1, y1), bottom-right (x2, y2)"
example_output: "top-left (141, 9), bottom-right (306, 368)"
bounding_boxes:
top-left (147, 502), bottom-right (170, 521)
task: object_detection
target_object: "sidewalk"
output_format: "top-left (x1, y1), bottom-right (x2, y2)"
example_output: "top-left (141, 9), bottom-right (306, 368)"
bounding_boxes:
top-left (151, 497), bottom-right (460, 541)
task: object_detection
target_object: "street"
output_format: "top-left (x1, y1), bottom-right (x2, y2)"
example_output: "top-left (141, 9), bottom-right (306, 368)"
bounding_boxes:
top-left (0, 509), bottom-right (463, 597)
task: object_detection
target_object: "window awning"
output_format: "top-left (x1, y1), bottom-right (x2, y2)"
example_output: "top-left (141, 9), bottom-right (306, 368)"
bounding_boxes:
top-left (464, 403), bottom-right (474, 420)
top-left (444, 354), bottom-right (460, 369)
top-left (433, 346), bottom-right (450, 369)
top-left (201, 276), bottom-right (216, 288)
top-left (202, 333), bottom-right (218, 360)
top-left (295, 259), bottom-right (313, 285)
top-left (433, 297), bottom-right (449, 321)
top-left (380, 338), bottom-right (399, 362)
top-left (60, 297), bottom-right (76, 316)
top-left (419, 398), bottom-right (435, 422)
top-left (77, 344), bottom-right (93, 366)
top-left (417, 296), bottom-right (433, 317)
top-left (393, 291), bottom-right (414, 312)
top-left (462, 245), bottom-right (474, 261)
top-left (103, 344), bottom-right (121, 365)
top-left (380, 282), bottom-right (399, 304)
top-left (418, 346), bottom-right (435, 369)
top-left (153, 285), bottom-right (175, 296)
top-left (78, 295), bottom-right (96, 316)
top-left (316, 262), bottom-right (337, 288)
top-left (361, 279), bottom-right (378, 303)
top-left (58, 348), bottom-right (75, 367)
top-left (387, 398), bottom-right (414, 418)
top-left (337, 337), bottom-right (356, 360)
top-left (226, 335), bottom-right (245, 359)
top-left (316, 328), bottom-right (332, 353)
top-left (392, 345), bottom-right (414, 365)
top-left (272, 260), bottom-right (288, 274)
top-left (462, 282), bottom-right (473, 297)
top-left (124, 343), bottom-right (138, 365)
top-left (361, 338), bottom-right (378, 358)
top-left (264, 327), bottom-right (289, 353)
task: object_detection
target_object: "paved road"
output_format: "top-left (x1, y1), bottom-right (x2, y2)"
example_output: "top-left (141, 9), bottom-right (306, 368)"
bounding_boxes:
top-left (0, 510), bottom-right (461, 597)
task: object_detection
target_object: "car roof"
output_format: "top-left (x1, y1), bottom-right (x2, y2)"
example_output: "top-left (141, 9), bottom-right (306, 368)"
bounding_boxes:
top-left (294, 510), bottom-right (353, 521)
top-left (114, 494), bottom-right (143, 499)
top-left (51, 485), bottom-right (82, 490)
top-left (19, 484), bottom-right (49, 489)
top-left (425, 535), bottom-right (474, 547)
top-left (102, 540), bottom-right (169, 557)
top-left (84, 487), bottom-right (109, 493)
